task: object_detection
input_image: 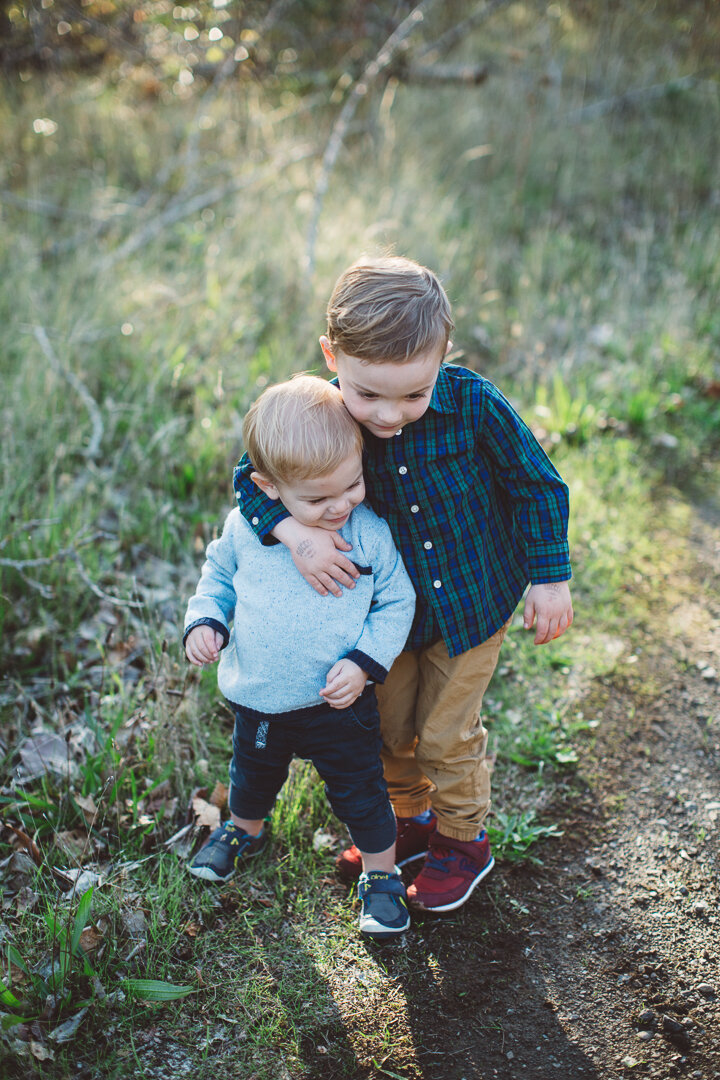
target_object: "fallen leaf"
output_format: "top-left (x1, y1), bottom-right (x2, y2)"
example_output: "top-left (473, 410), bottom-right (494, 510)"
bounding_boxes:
top-left (6, 826), bottom-right (42, 866)
top-left (16, 730), bottom-right (74, 781)
top-left (30, 1039), bottom-right (54, 1061)
top-left (73, 793), bottom-right (98, 825)
top-left (48, 1007), bottom-right (89, 1043)
top-left (79, 925), bottom-right (106, 954)
top-left (209, 782), bottom-right (229, 810)
top-left (55, 830), bottom-right (89, 861)
top-left (191, 797), bottom-right (221, 831)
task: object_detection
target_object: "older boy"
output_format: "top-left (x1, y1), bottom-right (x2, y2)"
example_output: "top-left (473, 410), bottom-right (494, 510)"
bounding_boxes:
top-left (183, 376), bottom-right (415, 939)
top-left (234, 258), bottom-right (573, 913)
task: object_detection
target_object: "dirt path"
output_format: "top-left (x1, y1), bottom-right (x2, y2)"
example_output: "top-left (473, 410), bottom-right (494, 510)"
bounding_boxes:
top-left (322, 498), bottom-right (720, 1080)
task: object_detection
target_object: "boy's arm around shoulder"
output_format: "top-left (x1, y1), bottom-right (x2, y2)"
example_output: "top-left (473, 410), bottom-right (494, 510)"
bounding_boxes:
top-left (234, 451), bottom-right (358, 596)
top-left (183, 508), bottom-right (242, 649)
top-left (345, 506), bottom-right (416, 682)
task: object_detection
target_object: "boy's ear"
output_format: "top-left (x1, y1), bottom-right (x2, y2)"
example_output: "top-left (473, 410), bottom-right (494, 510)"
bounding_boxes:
top-left (445, 339), bottom-right (453, 356)
top-left (250, 471), bottom-right (280, 500)
top-left (319, 335), bottom-right (337, 372)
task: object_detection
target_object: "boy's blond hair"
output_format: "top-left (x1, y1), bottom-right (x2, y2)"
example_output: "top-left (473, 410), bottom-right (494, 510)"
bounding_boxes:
top-left (243, 374), bottom-right (363, 483)
top-left (326, 256), bottom-right (454, 363)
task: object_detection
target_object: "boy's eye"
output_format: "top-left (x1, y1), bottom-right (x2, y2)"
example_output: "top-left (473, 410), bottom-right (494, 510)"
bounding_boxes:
top-left (407, 392), bottom-right (428, 400)
top-left (358, 391), bottom-right (378, 400)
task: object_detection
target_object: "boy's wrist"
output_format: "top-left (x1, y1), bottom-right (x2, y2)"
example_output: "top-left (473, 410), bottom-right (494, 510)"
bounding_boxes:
top-left (182, 617), bottom-right (229, 649)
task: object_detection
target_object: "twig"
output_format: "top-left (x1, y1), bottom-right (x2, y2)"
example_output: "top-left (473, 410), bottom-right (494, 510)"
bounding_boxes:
top-left (0, 518), bottom-right (60, 552)
top-left (417, 0), bottom-right (513, 61)
top-left (304, 0), bottom-right (437, 279)
top-left (98, 143), bottom-right (315, 270)
top-left (32, 326), bottom-right (104, 460)
top-left (404, 61), bottom-right (489, 86)
top-left (0, 529), bottom-right (143, 609)
top-left (0, 191), bottom-right (95, 220)
top-left (566, 75), bottom-right (700, 123)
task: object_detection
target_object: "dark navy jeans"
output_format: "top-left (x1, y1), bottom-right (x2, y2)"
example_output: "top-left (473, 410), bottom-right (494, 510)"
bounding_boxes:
top-left (228, 684), bottom-right (396, 854)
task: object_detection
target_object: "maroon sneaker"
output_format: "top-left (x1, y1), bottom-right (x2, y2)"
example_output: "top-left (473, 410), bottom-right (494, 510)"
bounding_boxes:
top-left (406, 829), bottom-right (494, 912)
top-left (335, 812), bottom-right (437, 881)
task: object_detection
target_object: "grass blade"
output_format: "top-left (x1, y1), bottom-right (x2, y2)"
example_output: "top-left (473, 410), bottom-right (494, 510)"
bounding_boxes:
top-left (123, 979), bottom-right (194, 1001)
top-left (71, 886), bottom-right (94, 956)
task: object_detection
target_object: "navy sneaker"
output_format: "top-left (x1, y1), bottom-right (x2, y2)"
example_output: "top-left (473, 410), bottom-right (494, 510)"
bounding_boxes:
top-left (188, 821), bottom-right (266, 883)
top-left (358, 870), bottom-right (410, 939)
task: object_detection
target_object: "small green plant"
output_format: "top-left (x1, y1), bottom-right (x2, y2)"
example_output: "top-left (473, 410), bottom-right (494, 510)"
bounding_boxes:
top-left (487, 810), bottom-right (563, 865)
top-left (1, 886), bottom-right (193, 1032)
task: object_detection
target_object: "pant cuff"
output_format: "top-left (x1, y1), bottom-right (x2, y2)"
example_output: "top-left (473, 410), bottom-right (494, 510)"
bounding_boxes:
top-left (391, 799), bottom-right (433, 819)
top-left (434, 805), bottom-right (490, 843)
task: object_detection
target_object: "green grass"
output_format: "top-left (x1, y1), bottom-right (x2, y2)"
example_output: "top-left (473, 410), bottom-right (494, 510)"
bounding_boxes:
top-left (2, 3), bottom-right (719, 1076)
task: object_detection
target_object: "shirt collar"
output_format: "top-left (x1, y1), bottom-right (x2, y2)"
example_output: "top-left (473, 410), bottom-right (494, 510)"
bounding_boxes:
top-left (428, 364), bottom-right (457, 414)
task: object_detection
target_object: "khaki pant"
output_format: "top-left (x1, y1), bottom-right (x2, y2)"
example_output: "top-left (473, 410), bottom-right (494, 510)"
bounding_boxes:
top-left (375, 622), bottom-right (509, 842)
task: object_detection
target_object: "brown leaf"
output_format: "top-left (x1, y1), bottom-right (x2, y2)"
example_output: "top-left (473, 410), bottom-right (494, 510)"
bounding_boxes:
top-left (73, 793), bottom-right (98, 825)
top-left (7, 825), bottom-right (42, 865)
top-left (191, 797), bottom-right (221, 830)
top-left (55, 830), bottom-right (89, 861)
top-left (79, 925), bottom-right (106, 954)
top-left (209, 782), bottom-right (229, 810)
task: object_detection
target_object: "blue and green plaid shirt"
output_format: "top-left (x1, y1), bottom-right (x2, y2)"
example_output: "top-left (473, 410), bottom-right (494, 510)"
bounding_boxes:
top-left (233, 364), bottom-right (571, 658)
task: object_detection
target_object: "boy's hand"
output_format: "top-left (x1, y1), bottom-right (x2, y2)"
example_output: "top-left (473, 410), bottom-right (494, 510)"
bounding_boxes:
top-left (523, 581), bottom-right (574, 645)
top-left (185, 625), bottom-right (225, 666)
top-left (272, 518), bottom-right (360, 597)
top-left (319, 659), bottom-right (367, 710)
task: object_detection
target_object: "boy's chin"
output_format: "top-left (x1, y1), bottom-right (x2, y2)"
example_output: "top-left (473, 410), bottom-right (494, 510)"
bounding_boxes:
top-left (366, 424), bottom-right (402, 438)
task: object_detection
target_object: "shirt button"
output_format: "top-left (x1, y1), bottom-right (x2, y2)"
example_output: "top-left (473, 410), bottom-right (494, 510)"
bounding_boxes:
top-left (433, 579), bottom-right (442, 589)
top-left (410, 504), bottom-right (419, 513)
top-left (395, 429), bottom-right (403, 436)
top-left (251, 517), bottom-right (259, 525)
top-left (424, 541), bottom-right (433, 550)
top-left (398, 466), bottom-right (407, 475)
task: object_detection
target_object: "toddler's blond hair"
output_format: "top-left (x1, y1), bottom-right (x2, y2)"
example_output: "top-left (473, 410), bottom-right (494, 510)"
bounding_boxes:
top-left (326, 255), bottom-right (454, 363)
top-left (243, 375), bottom-right (363, 483)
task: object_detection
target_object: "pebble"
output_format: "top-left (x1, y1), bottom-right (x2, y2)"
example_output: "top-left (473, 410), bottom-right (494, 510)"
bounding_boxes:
top-left (696, 983), bottom-right (715, 997)
top-left (662, 1016), bottom-right (686, 1036)
top-left (638, 1009), bottom-right (656, 1028)
top-left (693, 900), bottom-right (709, 916)
top-left (637, 1030), bottom-right (655, 1042)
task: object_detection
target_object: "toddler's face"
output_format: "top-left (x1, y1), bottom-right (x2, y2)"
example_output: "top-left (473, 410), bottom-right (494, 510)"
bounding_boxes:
top-left (268, 451), bottom-right (365, 531)
top-left (321, 340), bottom-right (444, 439)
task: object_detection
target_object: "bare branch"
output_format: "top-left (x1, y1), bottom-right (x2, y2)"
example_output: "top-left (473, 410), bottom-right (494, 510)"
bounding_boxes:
top-left (98, 143), bottom-right (315, 270)
top-left (304, 0), bottom-right (438, 279)
top-left (566, 75), bottom-right (700, 123)
top-left (418, 0), bottom-right (513, 62)
top-left (404, 61), bottom-right (489, 86)
top-left (0, 529), bottom-right (143, 609)
top-left (32, 326), bottom-right (104, 460)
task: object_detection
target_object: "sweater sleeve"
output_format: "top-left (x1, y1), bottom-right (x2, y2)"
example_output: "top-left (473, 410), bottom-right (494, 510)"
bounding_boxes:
top-left (346, 513), bottom-right (416, 681)
top-left (478, 382), bottom-right (572, 584)
top-left (233, 452), bottom-right (289, 544)
top-left (183, 510), bottom-right (241, 636)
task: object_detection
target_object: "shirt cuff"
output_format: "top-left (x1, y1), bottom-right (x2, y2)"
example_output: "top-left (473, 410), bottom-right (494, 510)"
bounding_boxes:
top-left (346, 649), bottom-right (389, 685)
top-left (527, 541), bottom-right (572, 584)
top-left (183, 618), bottom-right (230, 649)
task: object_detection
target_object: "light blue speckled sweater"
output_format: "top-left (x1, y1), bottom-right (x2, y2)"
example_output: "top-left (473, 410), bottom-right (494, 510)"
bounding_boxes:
top-left (183, 502), bottom-right (415, 714)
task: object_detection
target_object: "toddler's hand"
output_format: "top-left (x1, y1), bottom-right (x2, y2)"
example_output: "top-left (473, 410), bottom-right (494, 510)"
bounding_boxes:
top-left (273, 518), bottom-right (360, 597)
top-left (319, 659), bottom-right (367, 710)
top-left (523, 581), bottom-right (574, 645)
top-left (185, 625), bottom-right (224, 666)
